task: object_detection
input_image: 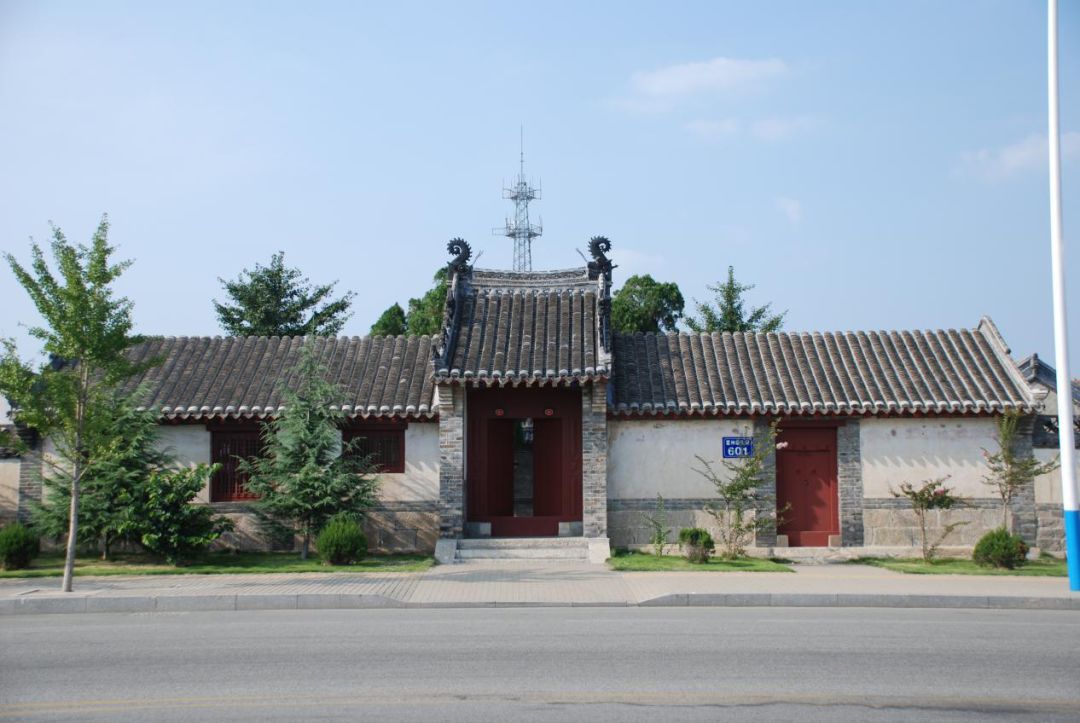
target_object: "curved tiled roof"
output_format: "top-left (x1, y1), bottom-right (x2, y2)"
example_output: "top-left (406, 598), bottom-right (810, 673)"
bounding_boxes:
top-left (610, 318), bottom-right (1034, 416)
top-left (434, 266), bottom-right (612, 385)
top-left (124, 335), bottom-right (435, 420)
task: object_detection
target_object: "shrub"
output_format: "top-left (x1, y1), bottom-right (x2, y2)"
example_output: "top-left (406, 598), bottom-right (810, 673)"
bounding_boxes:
top-left (136, 465), bottom-right (232, 565)
top-left (678, 527), bottom-right (714, 564)
top-left (891, 477), bottom-right (967, 563)
top-left (973, 527), bottom-right (1029, 569)
top-left (0, 523), bottom-right (40, 570)
top-left (639, 494), bottom-right (670, 557)
top-left (317, 516), bottom-right (367, 565)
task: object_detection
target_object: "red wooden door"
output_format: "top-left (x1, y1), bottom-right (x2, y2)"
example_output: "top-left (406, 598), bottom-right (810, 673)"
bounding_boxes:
top-left (532, 418), bottom-right (563, 517)
top-left (485, 419), bottom-right (515, 516)
top-left (776, 427), bottom-right (839, 546)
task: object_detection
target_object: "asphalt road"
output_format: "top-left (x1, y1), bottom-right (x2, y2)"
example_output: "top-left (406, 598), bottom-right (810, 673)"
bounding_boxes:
top-left (2, 608), bottom-right (1079, 721)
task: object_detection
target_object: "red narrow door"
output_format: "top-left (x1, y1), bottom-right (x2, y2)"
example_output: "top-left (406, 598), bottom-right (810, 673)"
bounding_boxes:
top-left (776, 427), bottom-right (839, 546)
top-left (485, 418), bottom-right (515, 516)
top-left (531, 418), bottom-right (564, 517)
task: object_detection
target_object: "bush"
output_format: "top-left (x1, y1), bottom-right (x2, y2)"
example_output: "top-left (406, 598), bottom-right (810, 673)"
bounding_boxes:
top-left (678, 527), bottom-right (714, 564)
top-left (317, 516), bottom-right (367, 565)
top-left (0, 523), bottom-right (40, 570)
top-left (136, 465), bottom-right (232, 565)
top-left (973, 527), bottom-right (1029, 569)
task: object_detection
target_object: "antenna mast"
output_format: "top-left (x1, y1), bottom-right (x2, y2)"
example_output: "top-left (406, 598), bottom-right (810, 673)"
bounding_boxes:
top-left (495, 128), bottom-right (542, 271)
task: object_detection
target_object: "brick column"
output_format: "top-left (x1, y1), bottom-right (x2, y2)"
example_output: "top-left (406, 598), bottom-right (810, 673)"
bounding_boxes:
top-left (753, 417), bottom-right (777, 547)
top-left (16, 428), bottom-right (42, 524)
top-left (837, 419), bottom-right (864, 546)
top-left (1009, 414), bottom-right (1038, 546)
top-left (581, 380), bottom-right (608, 538)
top-left (437, 383), bottom-right (465, 539)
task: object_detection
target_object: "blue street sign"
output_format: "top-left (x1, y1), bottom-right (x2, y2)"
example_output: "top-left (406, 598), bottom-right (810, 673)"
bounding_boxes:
top-left (722, 437), bottom-right (754, 459)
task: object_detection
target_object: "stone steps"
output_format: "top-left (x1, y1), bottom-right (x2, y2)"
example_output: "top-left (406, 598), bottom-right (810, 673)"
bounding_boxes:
top-left (456, 537), bottom-right (590, 561)
top-left (434, 537), bottom-right (611, 564)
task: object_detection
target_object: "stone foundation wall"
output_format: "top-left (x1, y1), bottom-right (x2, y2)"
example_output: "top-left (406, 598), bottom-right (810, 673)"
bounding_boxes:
top-left (208, 502), bottom-right (439, 554)
top-left (609, 498), bottom-right (765, 551)
top-left (862, 502), bottom-right (1002, 548)
top-left (1036, 503), bottom-right (1064, 552)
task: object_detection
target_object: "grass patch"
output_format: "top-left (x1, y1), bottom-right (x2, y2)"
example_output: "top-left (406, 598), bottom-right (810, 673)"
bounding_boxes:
top-left (608, 550), bottom-right (793, 572)
top-left (0, 551), bottom-right (434, 578)
top-left (853, 556), bottom-right (1067, 577)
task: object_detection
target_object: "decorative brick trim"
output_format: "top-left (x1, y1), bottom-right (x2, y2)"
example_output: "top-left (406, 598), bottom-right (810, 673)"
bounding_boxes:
top-left (837, 419), bottom-right (863, 546)
top-left (582, 381), bottom-right (608, 537)
top-left (437, 383), bottom-right (465, 538)
top-left (1008, 414), bottom-right (1038, 546)
top-left (754, 418), bottom-right (777, 547)
top-left (16, 429), bottom-right (42, 524)
top-left (609, 498), bottom-right (715, 512)
top-left (863, 497), bottom-right (1001, 510)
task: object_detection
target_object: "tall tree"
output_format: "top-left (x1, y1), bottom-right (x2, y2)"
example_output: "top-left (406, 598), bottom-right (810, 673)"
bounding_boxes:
top-left (214, 252), bottom-right (355, 337)
top-left (0, 216), bottom-right (146, 591)
top-left (686, 266), bottom-right (786, 333)
top-left (242, 343), bottom-right (379, 559)
top-left (370, 303), bottom-right (407, 336)
top-left (404, 268), bottom-right (448, 336)
top-left (983, 410), bottom-right (1059, 531)
top-left (611, 274), bottom-right (685, 334)
top-left (32, 391), bottom-right (169, 560)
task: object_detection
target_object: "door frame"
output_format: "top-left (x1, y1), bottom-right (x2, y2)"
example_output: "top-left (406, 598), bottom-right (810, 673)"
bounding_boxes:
top-left (465, 386), bottom-right (583, 537)
top-left (775, 420), bottom-right (842, 547)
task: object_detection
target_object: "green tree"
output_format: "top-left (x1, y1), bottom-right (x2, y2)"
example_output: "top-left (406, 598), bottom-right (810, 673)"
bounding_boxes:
top-left (135, 464), bottom-right (230, 565)
top-left (214, 252), bottom-right (355, 337)
top-left (982, 411), bottom-right (1059, 531)
top-left (611, 274), bottom-right (685, 334)
top-left (0, 216), bottom-right (147, 591)
top-left (370, 303), bottom-right (408, 336)
top-left (241, 343), bottom-right (380, 559)
top-left (31, 391), bottom-right (169, 560)
top-left (686, 266), bottom-right (786, 333)
top-left (696, 422), bottom-right (785, 559)
top-left (404, 268), bottom-right (448, 336)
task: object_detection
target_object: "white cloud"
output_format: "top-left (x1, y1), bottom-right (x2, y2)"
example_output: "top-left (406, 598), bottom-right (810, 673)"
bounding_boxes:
top-left (684, 118), bottom-right (740, 140)
top-left (959, 132), bottom-right (1080, 181)
top-left (613, 57), bottom-right (787, 113)
top-left (751, 115), bottom-right (818, 142)
top-left (631, 57), bottom-right (788, 97)
top-left (776, 197), bottom-right (802, 225)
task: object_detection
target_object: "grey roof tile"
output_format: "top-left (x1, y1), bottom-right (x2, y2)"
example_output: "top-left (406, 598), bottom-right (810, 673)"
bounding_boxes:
top-left (124, 335), bottom-right (435, 420)
top-left (611, 321), bottom-right (1034, 416)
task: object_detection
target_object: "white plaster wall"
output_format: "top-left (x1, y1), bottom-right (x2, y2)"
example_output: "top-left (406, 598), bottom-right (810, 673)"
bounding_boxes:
top-left (155, 425), bottom-right (212, 503)
top-left (608, 418), bottom-right (752, 499)
top-left (1034, 448), bottom-right (1079, 505)
top-left (374, 423), bottom-right (439, 502)
top-left (0, 458), bottom-right (19, 521)
top-left (861, 418), bottom-right (998, 499)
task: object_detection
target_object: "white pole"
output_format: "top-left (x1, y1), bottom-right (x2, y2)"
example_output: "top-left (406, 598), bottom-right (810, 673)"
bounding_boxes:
top-left (1047, 0), bottom-right (1079, 590)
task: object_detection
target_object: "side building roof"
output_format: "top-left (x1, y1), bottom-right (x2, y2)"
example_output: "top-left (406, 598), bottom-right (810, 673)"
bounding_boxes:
top-left (124, 335), bottom-right (436, 421)
top-left (611, 317), bottom-right (1035, 416)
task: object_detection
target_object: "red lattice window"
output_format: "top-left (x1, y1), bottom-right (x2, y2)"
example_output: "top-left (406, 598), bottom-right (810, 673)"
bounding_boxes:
top-left (343, 427), bottom-right (405, 473)
top-left (210, 429), bottom-right (263, 502)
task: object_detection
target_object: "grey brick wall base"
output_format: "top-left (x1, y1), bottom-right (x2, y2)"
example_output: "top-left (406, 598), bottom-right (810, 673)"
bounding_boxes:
top-left (437, 383), bottom-right (465, 539)
top-left (837, 419), bottom-right (864, 546)
top-left (582, 381), bottom-right (608, 538)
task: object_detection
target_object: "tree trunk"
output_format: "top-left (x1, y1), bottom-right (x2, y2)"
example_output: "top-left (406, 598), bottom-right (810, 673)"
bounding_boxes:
top-left (301, 531), bottom-right (309, 560)
top-left (61, 375), bottom-right (88, 593)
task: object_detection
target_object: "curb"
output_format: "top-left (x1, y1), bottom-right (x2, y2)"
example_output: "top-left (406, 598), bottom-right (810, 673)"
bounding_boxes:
top-left (1, 592), bottom-right (1078, 615)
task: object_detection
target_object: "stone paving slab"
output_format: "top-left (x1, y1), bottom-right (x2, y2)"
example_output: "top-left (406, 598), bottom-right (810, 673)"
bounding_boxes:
top-left (1, 562), bottom-right (1077, 615)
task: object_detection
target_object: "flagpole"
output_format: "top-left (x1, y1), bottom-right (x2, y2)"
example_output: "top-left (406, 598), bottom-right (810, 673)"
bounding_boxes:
top-left (1047, 0), bottom-right (1079, 591)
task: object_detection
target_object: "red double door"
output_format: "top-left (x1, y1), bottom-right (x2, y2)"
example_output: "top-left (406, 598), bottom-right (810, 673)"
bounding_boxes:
top-left (466, 387), bottom-right (583, 537)
top-left (776, 426), bottom-right (840, 547)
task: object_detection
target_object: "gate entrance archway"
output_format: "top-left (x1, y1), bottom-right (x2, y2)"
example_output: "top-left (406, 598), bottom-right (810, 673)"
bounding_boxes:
top-left (466, 387), bottom-right (582, 537)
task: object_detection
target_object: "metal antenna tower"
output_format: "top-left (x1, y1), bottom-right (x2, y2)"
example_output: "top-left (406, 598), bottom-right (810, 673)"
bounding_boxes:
top-left (496, 129), bottom-right (542, 271)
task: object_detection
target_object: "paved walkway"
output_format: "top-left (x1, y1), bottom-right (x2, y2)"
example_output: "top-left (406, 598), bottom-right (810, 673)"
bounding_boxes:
top-left (1, 562), bottom-right (1078, 615)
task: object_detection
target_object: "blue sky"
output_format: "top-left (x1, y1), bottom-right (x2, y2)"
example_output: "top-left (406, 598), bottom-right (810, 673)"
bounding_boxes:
top-left (1, 1), bottom-right (1078, 375)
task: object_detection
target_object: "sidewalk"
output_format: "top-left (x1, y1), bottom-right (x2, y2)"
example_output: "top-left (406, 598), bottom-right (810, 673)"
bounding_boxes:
top-left (1, 562), bottom-right (1078, 615)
